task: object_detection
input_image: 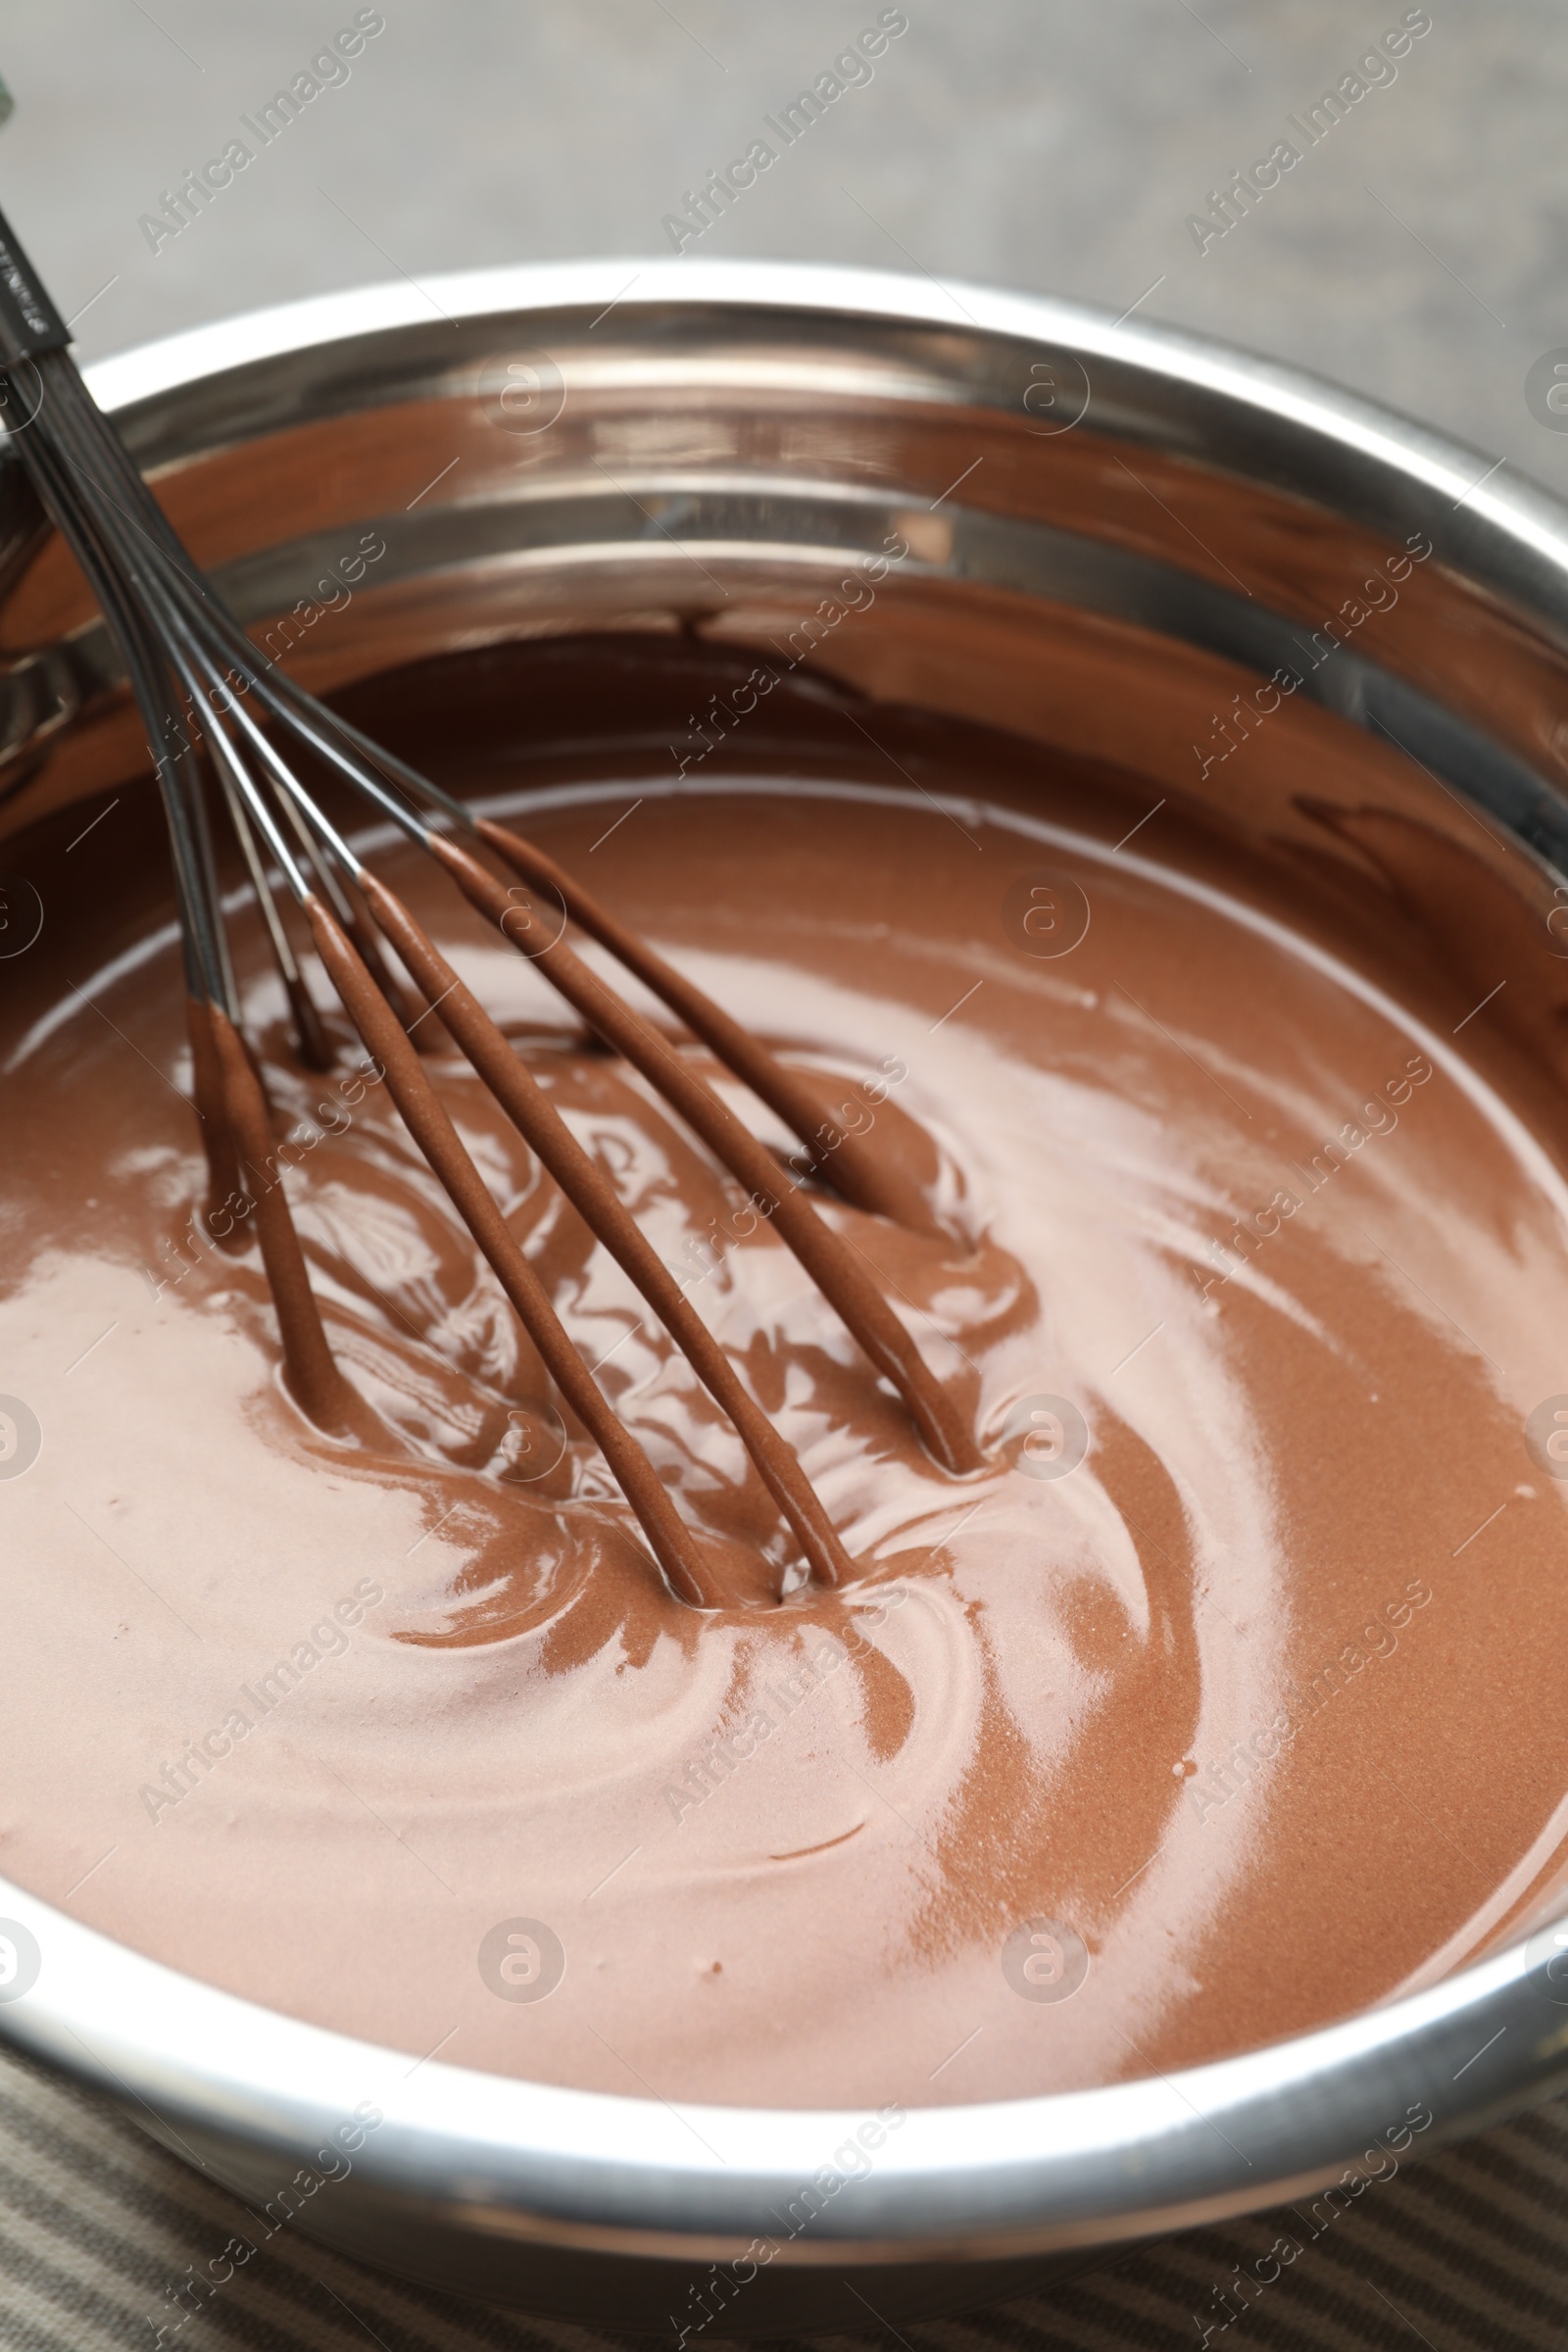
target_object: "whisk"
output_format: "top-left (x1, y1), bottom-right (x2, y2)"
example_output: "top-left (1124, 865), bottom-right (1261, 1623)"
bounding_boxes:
top-left (0, 207), bottom-right (982, 1607)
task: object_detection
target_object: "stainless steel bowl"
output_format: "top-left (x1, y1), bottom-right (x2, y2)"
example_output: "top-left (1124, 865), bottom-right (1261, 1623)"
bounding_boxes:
top-left (5, 259), bottom-right (1568, 2337)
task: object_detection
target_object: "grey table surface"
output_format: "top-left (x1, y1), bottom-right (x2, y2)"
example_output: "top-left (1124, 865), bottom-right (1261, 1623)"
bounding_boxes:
top-left (1, 0), bottom-right (1562, 486)
top-left (4, 3), bottom-right (1568, 2345)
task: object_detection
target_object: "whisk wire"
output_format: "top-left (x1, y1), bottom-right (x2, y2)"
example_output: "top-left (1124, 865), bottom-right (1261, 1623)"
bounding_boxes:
top-left (0, 202), bottom-right (981, 1603)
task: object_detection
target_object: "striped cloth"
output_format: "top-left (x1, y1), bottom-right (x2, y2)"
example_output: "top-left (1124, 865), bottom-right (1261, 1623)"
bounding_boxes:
top-left (3, 2035), bottom-right (1567, 2349)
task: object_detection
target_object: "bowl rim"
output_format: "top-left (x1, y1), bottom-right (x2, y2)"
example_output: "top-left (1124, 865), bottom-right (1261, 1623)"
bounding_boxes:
top-left (3, 1864), bottom-right (1566, 2255)
top-left (5, 254), bottom-right (1568, 2256)
top-left (80, 252), bottom-right (1568, 613)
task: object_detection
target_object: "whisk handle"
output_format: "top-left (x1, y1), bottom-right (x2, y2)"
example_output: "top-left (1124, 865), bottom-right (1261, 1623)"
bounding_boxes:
top-left (0, 202), bottom-right (69, 366)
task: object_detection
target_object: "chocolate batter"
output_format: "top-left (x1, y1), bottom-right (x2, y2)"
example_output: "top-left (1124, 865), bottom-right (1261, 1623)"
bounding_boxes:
top-left (3, 645), bottom-right (1568, 2109)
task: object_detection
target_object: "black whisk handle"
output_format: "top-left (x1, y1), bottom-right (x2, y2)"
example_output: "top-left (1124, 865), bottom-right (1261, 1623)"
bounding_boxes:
top-left (0, 203), bottom-right (69, 366)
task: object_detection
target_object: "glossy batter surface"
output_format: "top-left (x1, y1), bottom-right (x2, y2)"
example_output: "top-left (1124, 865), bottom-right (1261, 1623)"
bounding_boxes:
top-left (4, 734), bottom-right (1568, 2107)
